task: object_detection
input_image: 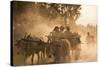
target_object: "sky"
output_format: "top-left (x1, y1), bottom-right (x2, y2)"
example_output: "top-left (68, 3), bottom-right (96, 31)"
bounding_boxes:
top-left (76, 5), bottom-right (97, 26)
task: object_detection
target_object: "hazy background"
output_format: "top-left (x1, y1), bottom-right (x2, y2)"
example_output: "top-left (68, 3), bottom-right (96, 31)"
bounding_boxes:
top-left (77, 5), bottom-right (97, 26)
top-left (12, 2), bottom-right (97, 41)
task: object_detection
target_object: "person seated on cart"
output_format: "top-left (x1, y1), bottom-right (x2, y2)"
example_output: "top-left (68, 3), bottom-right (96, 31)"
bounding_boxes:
top-left (47, 26), bottom-right (61, 43)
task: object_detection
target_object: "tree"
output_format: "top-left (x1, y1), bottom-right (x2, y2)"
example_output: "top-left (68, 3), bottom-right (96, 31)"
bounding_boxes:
top-left (35, 3), bottom-right (81, 27)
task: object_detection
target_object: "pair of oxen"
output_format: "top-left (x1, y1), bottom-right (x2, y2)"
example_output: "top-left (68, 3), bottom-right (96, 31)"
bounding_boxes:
top-left (15, 33), bottom-right (81, 65)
